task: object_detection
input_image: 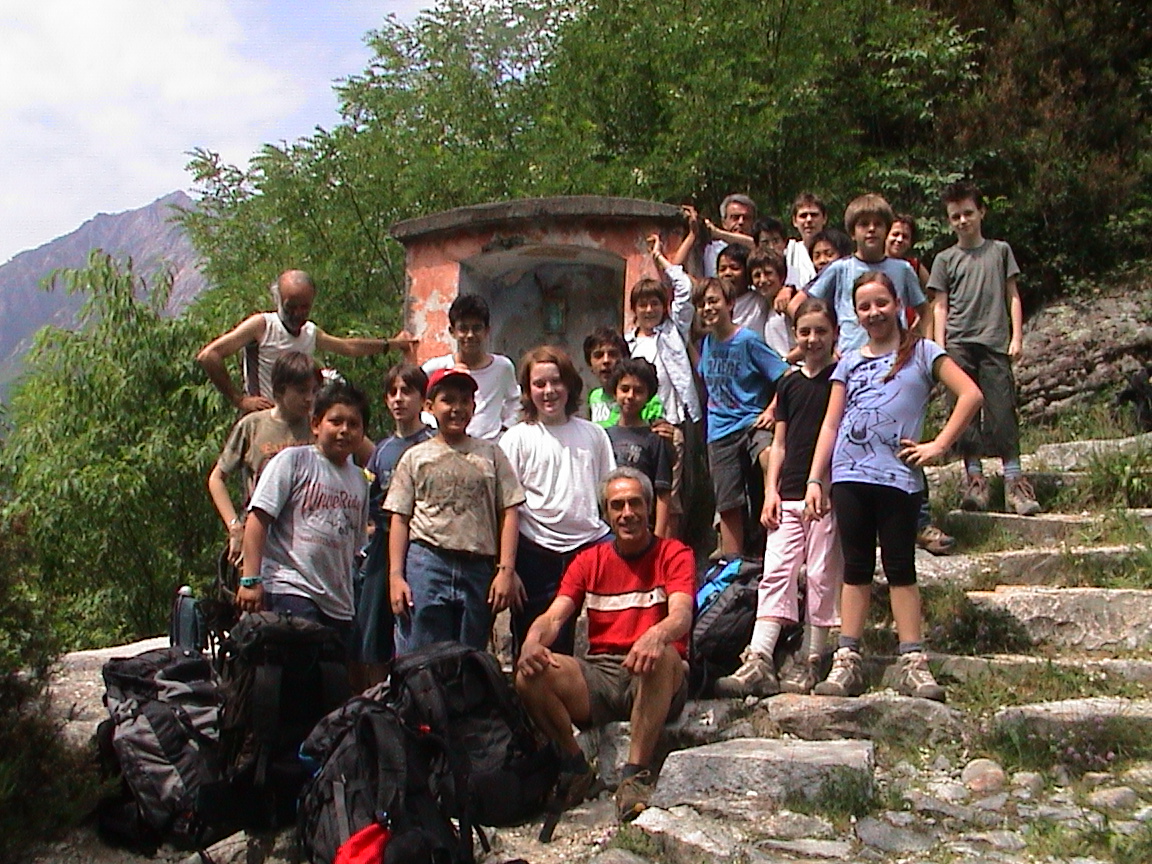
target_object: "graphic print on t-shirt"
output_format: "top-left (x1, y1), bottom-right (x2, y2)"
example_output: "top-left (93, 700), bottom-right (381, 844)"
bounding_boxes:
top-left (842, 356), bottom-right (901, 473)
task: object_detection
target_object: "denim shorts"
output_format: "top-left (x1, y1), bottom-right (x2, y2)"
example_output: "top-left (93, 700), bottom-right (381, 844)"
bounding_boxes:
top-left (394, 540), bottom-right (494, 656)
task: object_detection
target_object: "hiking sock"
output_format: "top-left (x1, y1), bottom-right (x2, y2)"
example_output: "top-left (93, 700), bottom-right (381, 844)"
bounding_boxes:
top-left (749, 619), bottom-right (783, 659)
top-left (803, 624), bottom-right (830, 660)
top-left (838, 635), bottom-right (861, 653)
top-left (898, 641), bottom-right (924, 655)
top-left (1003, 458), bottom-right (1023, 481)
top-left (964, 458), bottom-right (983, 477)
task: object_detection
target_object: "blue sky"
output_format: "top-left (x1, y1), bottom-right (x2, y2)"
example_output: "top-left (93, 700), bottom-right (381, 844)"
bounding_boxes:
top-left (0, 0), bottom-right (428, 263)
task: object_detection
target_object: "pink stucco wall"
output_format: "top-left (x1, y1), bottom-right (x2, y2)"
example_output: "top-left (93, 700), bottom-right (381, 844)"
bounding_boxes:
top-left (402, 220), bottom-right (686, 362)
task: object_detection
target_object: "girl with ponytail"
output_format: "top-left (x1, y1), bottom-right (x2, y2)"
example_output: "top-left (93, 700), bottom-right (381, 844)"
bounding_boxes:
top-left (803, 271), bottom-right (982, 702)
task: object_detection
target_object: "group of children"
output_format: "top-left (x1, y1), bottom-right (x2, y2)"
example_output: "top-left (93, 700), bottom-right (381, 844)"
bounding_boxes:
top-left (207, 180), bottom-right (1031, 702)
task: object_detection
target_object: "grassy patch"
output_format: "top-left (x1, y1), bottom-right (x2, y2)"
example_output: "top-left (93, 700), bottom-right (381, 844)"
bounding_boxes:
top-left (946, 661), bottom-right (1144, 717)
top-left (783, 765), bottom-right (875, 823)
top-left (938, 511), bottom-right (1021, 553)
top-left (1037, 546), bottom-right (1152, 590)
top-left (922, 583), bottom-right (1033, 655)
top-left (858, 583), bottom-right (1031, 656)
top-left (988, 713), bottom-right (1152, 777)
top-left (1081, 446), bottom-right (1152, 508)
top-left (610, 824), bottom-right (662, 858)
top-left (1024, 818), bottom-right (1152, 864)
top-left (1019, 398), bottom-right (1141, 454)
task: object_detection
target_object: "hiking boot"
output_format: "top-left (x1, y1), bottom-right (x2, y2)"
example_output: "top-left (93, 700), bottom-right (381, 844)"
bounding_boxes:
top-left (1005, 476), bottom-right (1042, 516)
top-left (552, 759), bottom-right (598, 811)
top-left (615, 769), bottom-right (655, 822)
top-left (916, 524), bottom-right (956, 556)
top-left (714, 649), bottom-right (778, 697)
top-left (896, 651), bottom-right (946, 702)
top-left (961, 473), bottom-right (990, 511)
top-left (777, 654), bottom-right (819, 694)
top-left (812, 647), bottom-right (866, 697)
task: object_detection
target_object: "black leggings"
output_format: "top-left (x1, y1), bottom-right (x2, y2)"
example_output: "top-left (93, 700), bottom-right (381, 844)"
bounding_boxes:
top-left (831, 482), bottom-right (922, 587)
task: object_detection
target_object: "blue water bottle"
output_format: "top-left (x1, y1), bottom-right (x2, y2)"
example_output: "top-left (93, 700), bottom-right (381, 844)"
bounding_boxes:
top-left (169, 585), bottom-right (205, 651)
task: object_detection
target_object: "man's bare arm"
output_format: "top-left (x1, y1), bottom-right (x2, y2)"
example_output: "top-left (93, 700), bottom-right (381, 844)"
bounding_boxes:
top-left (315, 329), bottom-right (419, 361)
top-left (623, 592), bottom-right (693, 674)
top-left (197, 314), bottom-right (270, 412)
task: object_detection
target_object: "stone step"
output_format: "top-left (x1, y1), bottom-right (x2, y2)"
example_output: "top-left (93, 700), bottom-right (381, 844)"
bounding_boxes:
top-left (926, 432), bottom-right (1152, 477)
top-left (945, 509), bottom-right (1152, 546)
top-left (1029, 432), bottom-right (1152, 472)
top-left (935, 652), bottom-right (1152, 686)
top-left (760, 692), bottom-right (967, 747)
top-left (967, 585), bottom-right (1152, 650)
top-left (577, 699), bottom-right (743, 790)
top-left (649, 737), bottom-right (874, 811)
top-left (917, 544), bottom-right (1144, 588)
top-left (925, 465), bottom-right (1087, 503)
top-left (992, 697), bottom-right (1152, 742)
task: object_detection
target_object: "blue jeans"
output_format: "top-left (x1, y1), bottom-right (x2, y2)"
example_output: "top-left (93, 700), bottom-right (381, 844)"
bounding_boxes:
top-left (395, 541), bottom-right (494, 656)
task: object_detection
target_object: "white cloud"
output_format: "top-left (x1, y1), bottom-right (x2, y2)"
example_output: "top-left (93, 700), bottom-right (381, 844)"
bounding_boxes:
top-left (0, 0), bottom-right (438, 263)
top-left (0, 0), bottom-right (305, 262)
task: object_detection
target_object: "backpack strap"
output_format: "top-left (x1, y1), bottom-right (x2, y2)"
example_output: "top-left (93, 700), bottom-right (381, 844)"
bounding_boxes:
top-left (332, 780), bottom-right (351, 844)
top-left (410, 672), bottom-right (477, 864)
top-left (250, 662), bottom-right (282, 785)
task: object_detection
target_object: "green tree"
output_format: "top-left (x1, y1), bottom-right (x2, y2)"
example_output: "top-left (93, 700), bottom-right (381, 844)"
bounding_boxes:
top-left (1, 252), bottom-right (224, 646)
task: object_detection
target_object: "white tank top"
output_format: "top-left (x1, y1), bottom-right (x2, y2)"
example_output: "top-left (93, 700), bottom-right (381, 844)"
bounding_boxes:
top-left (242, 311), bottom-right (317, 398)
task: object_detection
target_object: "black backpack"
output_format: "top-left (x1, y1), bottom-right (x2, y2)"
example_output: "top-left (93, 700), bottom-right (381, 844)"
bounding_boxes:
top-left (206, 611), bottom-right (351, 829)
top-left (96, 647), bottom-right (224, 852)
top-left (387, 642), bottom-right (559, 828)
top-left (689, 560), bottom-right (803, 697)
top-left (297, 687), bottom-right (474, 864)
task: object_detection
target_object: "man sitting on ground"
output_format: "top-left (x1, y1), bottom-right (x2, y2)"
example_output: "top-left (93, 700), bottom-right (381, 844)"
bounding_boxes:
top-left (515, 467), bottom-right (694, 822)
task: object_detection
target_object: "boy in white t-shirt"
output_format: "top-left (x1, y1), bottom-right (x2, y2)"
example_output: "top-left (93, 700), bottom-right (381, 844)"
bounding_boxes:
top-left (422, 294), bottom-right (519, 439)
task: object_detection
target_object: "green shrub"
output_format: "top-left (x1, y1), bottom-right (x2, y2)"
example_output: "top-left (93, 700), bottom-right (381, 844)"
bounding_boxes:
top-left (0, 519), bottom-right (101, 862)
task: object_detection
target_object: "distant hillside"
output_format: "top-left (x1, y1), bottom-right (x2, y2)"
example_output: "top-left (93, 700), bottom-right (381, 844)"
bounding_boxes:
top-left (0, 191), bottom-right (208, 399)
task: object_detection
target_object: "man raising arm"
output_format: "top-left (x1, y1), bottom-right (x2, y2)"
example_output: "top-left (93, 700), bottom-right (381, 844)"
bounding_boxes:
top-left (197, 268), bottom-right (417, 412)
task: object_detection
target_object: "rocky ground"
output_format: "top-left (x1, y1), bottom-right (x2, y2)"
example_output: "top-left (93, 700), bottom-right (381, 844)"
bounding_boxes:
top-left (38, 431), bottom-right (1152, 863)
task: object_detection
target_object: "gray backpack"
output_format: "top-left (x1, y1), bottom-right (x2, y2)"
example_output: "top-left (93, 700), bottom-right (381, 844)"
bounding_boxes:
top-left (97, 647), bottom-right (223, 851)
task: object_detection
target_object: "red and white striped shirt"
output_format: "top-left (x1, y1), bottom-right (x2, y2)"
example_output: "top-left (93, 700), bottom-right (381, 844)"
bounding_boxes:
top-left (557, 538), bottom-right (695, 657)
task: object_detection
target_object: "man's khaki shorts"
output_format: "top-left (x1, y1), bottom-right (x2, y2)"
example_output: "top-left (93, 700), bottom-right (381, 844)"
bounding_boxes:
top-left (576, 654), bottom-right (689, 728)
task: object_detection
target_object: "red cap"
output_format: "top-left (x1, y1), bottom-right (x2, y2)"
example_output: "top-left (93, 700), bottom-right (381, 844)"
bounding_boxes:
top-left (426, 367), bottom-right (478, 394)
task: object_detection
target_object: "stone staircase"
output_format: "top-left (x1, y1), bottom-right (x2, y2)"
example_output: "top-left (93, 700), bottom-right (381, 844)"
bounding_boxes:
top-left (41, 433), bottom-right (1152, 864)
top-left (494, 431), bottom-right (1152, 864)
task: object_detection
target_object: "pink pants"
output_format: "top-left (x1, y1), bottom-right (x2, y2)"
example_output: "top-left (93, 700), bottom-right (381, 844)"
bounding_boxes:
top-left (757, 500), bottom-right (843, 627)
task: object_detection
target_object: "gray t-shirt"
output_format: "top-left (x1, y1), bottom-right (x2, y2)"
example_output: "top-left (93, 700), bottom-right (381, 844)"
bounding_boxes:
top-left (808, 256), bottom-right (927, 352)
top-left (830, 339), bottom-right (946, 493)
top-left (248, 445), bottom-right (369, 621)
top-left (927, 239), bottom-right (1020, 353)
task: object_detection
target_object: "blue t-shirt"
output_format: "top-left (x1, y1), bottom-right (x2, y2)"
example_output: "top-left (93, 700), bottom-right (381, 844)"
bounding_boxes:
top-left (808, 256), bottom-right (928, 352)
top-left (366, 426), bottom-right (434, 535)
top-left (830, 339), bottom-right (946, 493)
top-left (698, 327), bottom-right (789, 443)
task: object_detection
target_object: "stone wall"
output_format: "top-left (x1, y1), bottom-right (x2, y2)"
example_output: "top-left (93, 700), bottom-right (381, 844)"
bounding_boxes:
top-left (1017, 293), bottom-right (1152, 420)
